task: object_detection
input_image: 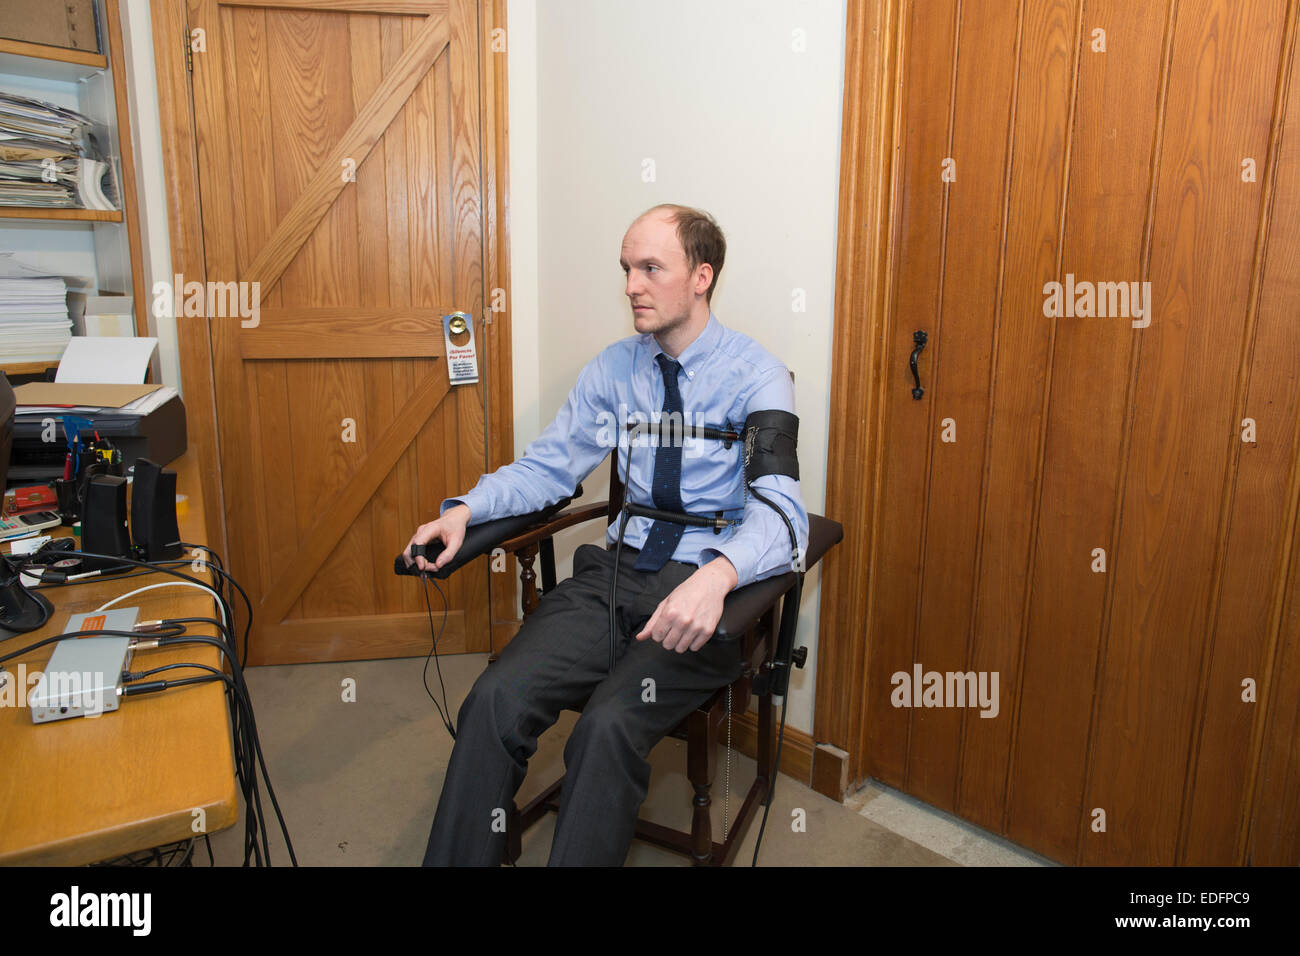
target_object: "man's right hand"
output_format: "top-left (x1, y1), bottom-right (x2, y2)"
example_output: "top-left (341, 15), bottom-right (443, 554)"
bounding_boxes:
top-left (404, 503), bottom-right (472, 574)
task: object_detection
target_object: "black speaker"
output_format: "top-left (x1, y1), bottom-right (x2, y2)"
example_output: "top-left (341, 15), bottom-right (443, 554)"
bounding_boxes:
top-left (0, 372), bottom-right (14, 493)
top-left (130, 458), bottom-right (182, 561)
top-left (82, 474), bottom-right (132, 570)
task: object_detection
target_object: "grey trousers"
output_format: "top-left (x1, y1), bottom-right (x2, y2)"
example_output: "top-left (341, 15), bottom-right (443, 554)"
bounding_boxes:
top-left (422, 542), bottom-right (744, 866)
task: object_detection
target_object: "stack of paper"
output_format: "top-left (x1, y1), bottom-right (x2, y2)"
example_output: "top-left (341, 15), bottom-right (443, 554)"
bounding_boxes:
top-left (0, 91), bottom-right (117, 210)
top-left (15, 383), bottom-right (176, 418)
top-left (0, 254), bottom-right (89, 363)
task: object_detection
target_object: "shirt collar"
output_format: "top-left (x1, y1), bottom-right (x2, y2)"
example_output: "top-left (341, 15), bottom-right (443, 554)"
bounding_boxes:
top-left (646, 311), bottom-right (722, 381)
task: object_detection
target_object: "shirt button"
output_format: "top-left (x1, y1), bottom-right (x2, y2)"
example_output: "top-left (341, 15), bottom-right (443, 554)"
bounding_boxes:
top-left (687, 370), bottom-right (695, 379)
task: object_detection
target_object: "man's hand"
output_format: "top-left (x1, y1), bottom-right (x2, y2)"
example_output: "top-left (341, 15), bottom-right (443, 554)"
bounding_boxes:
top-left (404, 504), bottom-right (472, 573)
top-left (635, 556), bottom-right (739, 653)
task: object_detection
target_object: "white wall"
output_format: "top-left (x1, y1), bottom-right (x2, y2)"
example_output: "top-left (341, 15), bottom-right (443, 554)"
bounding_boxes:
top-left (120, 0), bottom-right (181, 391)
top-left (511, 0), bottom-right (846, 732)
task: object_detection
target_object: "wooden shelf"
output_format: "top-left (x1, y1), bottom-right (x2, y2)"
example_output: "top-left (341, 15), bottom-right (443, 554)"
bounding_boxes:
top-left (0, 207), bottom-right (122, 222)
top-left (0, 38), bottom-right (106, 81)
top-left (0, 361), bottom-right (56, 377)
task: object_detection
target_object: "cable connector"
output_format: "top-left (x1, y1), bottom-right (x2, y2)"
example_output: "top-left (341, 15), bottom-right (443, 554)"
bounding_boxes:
top-left (133, 619), bottom-right (169, 633)
top-left (129, 636), bottom-right (162, 651)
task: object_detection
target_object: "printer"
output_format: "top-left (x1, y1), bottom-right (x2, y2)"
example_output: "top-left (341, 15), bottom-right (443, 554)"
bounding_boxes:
top-left (8, 383), bottom-right (186, 481)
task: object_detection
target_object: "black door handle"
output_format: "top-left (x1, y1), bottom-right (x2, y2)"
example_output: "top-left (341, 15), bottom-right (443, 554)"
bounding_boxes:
top-left (910, 330), bottom-right (928, 400)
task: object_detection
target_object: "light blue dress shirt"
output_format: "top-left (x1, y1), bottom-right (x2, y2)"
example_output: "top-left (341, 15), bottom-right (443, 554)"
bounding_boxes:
top-left (442, 313), bottom-right (809, 589)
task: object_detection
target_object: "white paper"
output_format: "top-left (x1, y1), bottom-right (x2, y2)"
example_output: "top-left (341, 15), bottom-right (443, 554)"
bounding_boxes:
top-left (55, 336), bottom-right (158, 384)
top-left (9, 535), bottom-right (51, 555)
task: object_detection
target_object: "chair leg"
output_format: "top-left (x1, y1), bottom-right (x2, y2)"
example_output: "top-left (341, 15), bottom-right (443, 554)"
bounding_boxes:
top-left (502, 777), bottom-right (565, 865)
top-left (687, 710), bottom-right (717, 865)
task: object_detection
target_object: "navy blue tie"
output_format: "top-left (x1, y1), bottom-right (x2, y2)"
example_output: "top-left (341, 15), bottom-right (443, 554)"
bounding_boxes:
top-left (634, 354), bottom-right (686, 572)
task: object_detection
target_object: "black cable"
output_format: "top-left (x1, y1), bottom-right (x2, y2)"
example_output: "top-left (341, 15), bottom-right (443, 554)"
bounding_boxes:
top-left (609, 511), bottom-right (631, 672)
top-left (0, 625), bottom-right (186, 665)
top-left (178, 543), bottom-right (252, 667)
top-left (606, 424), bottom-right (637, 672)
top-left (157, 619), bottom-right (273, 866)
top-left (126, 661), bottom-right (226, 682)
top-left (14, 549), bottom-right (238, 657)
top-left (123, 671), bottom-right (232, 695)
top-left (27, 558), bottom-right (196, 589)
top-left (119, 667), bottom-right (277, 864)
top-left (751, 572), bottom-right (802, 867)
top-left (752, 677), bottom-right (794, 867)
top-left (36, 548), bottom-right (235, 619)
top-left (90, 836), bottom-right (198, 867)
top-left (156, 633), bottom-right (297, 866)
top-left (419, 574), bottom-right (456, 739)
top-left (747, 484), bottom-right (800, 559)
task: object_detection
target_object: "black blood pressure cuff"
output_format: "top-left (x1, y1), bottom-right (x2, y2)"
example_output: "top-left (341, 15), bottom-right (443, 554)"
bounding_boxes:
top-left (742, 410), bottom-right (799, 483)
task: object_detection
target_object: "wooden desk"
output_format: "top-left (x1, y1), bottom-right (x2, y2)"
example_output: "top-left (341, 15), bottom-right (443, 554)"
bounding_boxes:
top-left (0, 452), bottom-right (239, 865)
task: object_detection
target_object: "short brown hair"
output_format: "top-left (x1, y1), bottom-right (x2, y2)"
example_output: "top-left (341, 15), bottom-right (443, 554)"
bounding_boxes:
top-left (640, 204), bottom-right (726, 303)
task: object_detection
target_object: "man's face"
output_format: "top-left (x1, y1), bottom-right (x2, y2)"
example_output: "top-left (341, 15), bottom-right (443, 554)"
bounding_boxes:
top-left (620, 212), bottom-right (710, 336)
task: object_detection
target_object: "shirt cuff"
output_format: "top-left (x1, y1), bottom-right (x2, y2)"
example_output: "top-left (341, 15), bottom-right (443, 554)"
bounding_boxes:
top-left (698, 542), bottom-right (757, 590)
top-left (440, 487), bottom-right (489, 523)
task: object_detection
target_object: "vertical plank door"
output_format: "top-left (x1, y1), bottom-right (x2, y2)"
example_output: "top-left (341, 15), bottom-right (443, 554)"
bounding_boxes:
top-left (185, 0), bottom-right (494, 664)
top-left (823, 0), bottom-right (1300, 865)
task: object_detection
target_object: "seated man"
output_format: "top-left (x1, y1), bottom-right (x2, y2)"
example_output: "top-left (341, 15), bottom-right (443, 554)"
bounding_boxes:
top-left (408, 203), bottom-right (809, 866)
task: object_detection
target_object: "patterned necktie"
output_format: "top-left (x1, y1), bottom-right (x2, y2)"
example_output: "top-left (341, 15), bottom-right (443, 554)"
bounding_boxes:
top-left (634, 354), bottom-right (686, 572)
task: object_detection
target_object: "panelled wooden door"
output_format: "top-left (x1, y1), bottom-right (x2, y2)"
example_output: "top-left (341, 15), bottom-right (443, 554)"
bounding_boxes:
top-left (185, 0), bottom-right (494, 665)
top-left (821, 0), bottom-right (1300, 865)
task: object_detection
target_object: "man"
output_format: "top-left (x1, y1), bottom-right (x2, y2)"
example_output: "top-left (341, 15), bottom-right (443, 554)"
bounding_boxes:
top-left (409, 204), bottom-right (808, 865)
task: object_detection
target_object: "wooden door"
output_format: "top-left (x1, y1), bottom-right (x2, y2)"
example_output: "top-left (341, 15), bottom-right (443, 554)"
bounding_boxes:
top-left (820, 0), bottom-right (1300, 865)
top-left (184, 0), bottom-right (496, 665)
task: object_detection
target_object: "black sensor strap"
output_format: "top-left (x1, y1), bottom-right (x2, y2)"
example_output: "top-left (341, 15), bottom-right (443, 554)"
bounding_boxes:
top-left (743, 409), bottom-right (799, 482)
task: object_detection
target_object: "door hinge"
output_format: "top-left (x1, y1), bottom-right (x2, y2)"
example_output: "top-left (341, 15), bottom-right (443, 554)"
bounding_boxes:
top-left (184, 27), bottom-right (194, 73)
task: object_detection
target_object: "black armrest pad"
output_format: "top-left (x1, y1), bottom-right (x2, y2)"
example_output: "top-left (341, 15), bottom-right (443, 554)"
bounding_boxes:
top-left (394, 495), bottom-right (574, 580)
top-left (716, 572), bottom-right (795, 641)
top-left (714, 513), bottom-right (844, 641)
top-left (805, 514), bottom-right (844, 569)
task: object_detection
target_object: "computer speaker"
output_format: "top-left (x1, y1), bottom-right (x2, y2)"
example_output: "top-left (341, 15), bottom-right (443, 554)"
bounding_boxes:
top-left (130, 458), bottom-right (182, 562)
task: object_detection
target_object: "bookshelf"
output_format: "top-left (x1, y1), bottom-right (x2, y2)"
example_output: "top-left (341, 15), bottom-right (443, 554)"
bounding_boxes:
top-left (0, 0), bottom-right (148, 381)
top-left (0, 207), bottom-right (123, 222)
top-left (0, 39), bottom-right (108, 81)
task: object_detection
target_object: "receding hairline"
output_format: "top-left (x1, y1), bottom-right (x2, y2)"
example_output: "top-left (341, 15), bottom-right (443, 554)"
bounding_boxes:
top-left (629, 203), bottom-right (697, 230)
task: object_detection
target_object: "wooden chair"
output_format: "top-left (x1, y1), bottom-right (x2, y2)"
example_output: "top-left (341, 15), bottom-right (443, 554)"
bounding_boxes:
top-left (481, 455), bottom-right (843, 865)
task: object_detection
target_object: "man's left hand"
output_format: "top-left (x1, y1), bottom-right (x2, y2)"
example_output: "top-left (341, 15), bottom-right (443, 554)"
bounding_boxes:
top-left (636, 556), bottom-right (739, 653)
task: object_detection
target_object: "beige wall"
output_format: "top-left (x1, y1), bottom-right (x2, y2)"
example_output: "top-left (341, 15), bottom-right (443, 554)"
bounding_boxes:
top-left (510, 0), bottom-right (847, 732)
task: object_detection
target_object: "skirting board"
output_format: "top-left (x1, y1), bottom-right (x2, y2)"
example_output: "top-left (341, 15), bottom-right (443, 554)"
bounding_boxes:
top-left (731, 711), bottom-right (850, 803)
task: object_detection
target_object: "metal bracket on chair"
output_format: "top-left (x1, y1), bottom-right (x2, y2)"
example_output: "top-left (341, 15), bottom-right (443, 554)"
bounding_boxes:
top-left (755, 648), bottom-right (807, 697)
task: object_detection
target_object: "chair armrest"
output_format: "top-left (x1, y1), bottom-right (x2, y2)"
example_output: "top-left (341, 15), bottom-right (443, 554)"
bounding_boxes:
top-left (714, 514), bottom-right (844, 642)
top-left (393, 495), bottom-right (576, 580)
top-left (499, 501), bottom-right (610, 551)
top-left (716, 571), bottom-right (796, 641)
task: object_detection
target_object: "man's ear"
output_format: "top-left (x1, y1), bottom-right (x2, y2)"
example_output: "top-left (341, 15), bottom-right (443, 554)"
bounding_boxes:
top-left (694, 262), bottom-right (713, 298)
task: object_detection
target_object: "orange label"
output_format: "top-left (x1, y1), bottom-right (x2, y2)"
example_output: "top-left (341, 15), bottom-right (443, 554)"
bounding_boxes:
top-left (81, 614), bottom-right (107, 632)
